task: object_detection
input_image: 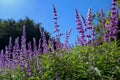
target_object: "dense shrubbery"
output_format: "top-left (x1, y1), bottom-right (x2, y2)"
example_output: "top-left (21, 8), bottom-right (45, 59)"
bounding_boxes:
top-left (33, 41), bottom-right (120, 80)
top-left (0, 41), bottom-right (120, 80)
top-left (0, 0), bottom-right (119, 80)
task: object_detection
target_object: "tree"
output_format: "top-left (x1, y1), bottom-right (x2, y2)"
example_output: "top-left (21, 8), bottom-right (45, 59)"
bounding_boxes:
top-left (0, 17), bottom-right (50, 50)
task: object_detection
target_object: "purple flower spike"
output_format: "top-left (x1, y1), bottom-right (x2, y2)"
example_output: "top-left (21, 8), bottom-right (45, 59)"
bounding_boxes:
top-left (37, 60), bottom-right (42, 73)
top-left (80, 14), bottom-right (86, 27)
top-left (8, 36), bottom-right (12, 54)
top-left (53, 4), bottom-right (59, 33)
top-left (21, 25), bottom-right (27, 57)
top-left (63, 28), bottom-right (72, 49)
top-left (38, 38), bottom-right (42, 54)
top-left (15, 37), bottom-right (20, 51)
top-left (87, 8), bottom-right (92, 26)
top-left (5, 46), bottom-right (10, 68)
top-left (52, 4), bottom-right (63, 49)
top-left (42, 32), bottom-right (48, 54)
top-left (49, 38), bottom-right (55, 52)
top-left (27, 42), bottom-right (33, 60)
top-left (105, 0), bottom-right (118, 41)
top-left (86, 8), bottom-right (93, 45)
top-left (0, 50), bottom-right (4, 69)
top-left (75, 9), bottom-right (85, 46)
top-left (27, 62), bottom-right (32, 77)
top-left (33, 38), bottom-right (37, 56)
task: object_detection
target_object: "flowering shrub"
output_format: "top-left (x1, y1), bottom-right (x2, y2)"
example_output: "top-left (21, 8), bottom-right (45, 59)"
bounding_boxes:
top-left (40, 41), bottom-right (120, 80)
top-left (0, 0), bottom-right (119, 80)
top-left (0, 42), bottom-right (120, 80)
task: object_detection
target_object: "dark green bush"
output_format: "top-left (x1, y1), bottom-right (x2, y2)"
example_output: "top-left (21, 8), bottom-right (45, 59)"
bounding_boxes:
top-left (40, 41), bottom-right (120, 80)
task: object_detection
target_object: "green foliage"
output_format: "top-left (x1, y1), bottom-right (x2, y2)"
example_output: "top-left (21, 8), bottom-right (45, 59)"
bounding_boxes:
top-left (39, 41), bottom-right (120, 80)
top-left (0, 42), bottom-right (120, 80)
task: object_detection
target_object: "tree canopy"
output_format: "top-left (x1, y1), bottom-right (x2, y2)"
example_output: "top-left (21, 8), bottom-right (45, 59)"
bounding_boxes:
top-left (0, 17), bottom-right (50, 50)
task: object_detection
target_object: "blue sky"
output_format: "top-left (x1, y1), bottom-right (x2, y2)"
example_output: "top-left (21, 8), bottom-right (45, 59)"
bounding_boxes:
top-left (0, 0), bottom-right (112, 44)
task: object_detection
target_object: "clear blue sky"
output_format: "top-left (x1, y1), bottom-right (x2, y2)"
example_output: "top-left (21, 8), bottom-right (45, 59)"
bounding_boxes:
top-left (0, 0), bottom-right (112, 44)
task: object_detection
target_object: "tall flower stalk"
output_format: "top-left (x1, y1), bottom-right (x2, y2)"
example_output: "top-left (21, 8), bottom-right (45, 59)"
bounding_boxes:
top-left (21, 25), bottom-right (27, 57)
top-left (52, 4), bottom-right (62, 49)
top-left (80, 14), bottom-right (87, 27)
top-left (20, 25), bottom-right (27, 72)
top-left (8, 36), bottom-right (12, 54)
top-left (63, 28), bottom-right (72, 49)
top-left (49, 38), bottom-right (55, 52)
top-left (100, 9), bottom-right (108, 42)
top-left (104, 0), bottom-right (118, 42)
top-left (33, 38), bottom-right (38, 56)
top-left (75, 9), bottom-right (85, 46)
top-left (39, 27), bottom-right (48, 53)
top-left (86, 8), bottom-right (93, 45)
top-left (42, 31), bottom-right (48, 53)
top-left (110, 0), bottom-right (118, 39)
